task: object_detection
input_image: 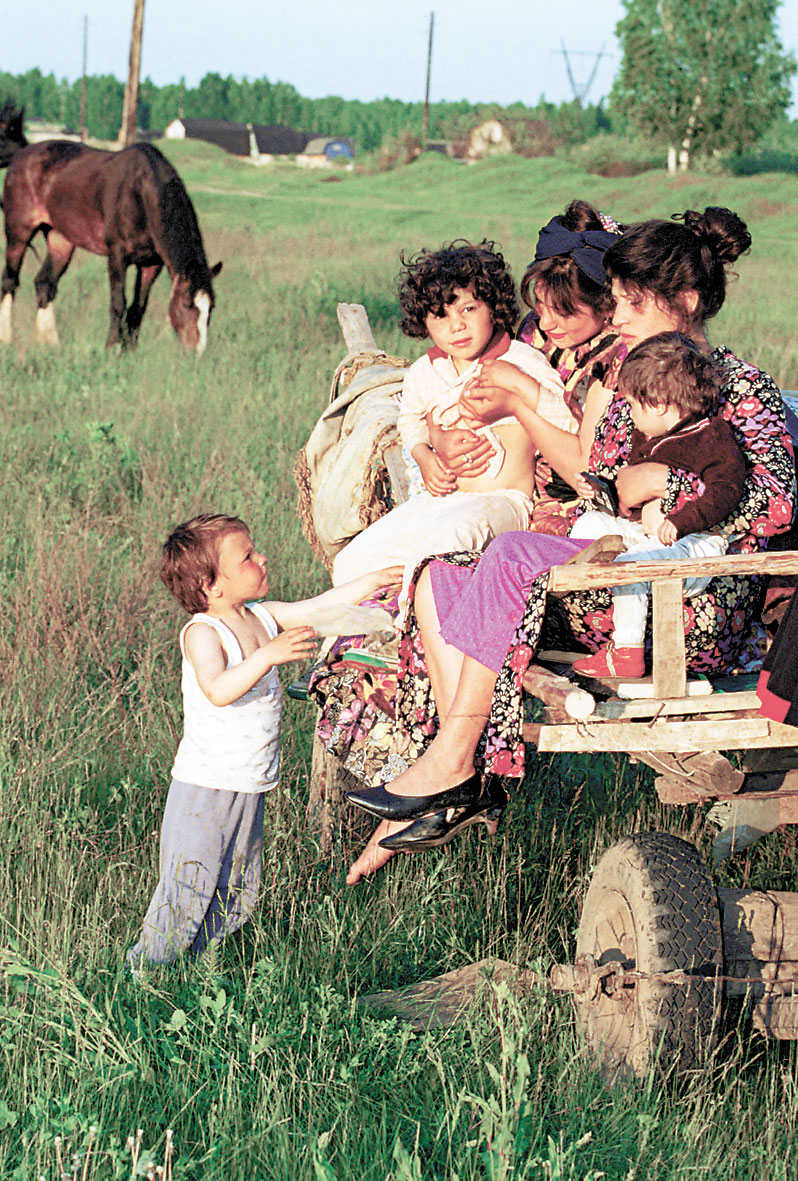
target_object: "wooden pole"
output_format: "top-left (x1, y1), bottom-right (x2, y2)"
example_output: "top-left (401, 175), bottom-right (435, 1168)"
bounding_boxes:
top-left (80, 14), bottom-right (88, 143)
top-left (422, 12), bottom-right (434, 147)
top-left (118, 0), bottom-right (145, 147)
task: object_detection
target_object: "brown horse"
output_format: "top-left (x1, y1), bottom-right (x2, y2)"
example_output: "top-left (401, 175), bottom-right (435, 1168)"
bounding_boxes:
top-left (0, 105), bottom-right (221, 352)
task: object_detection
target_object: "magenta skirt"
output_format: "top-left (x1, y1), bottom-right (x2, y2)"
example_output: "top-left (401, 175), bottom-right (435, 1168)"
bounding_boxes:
top-left (428, 531), bottom-right (591, 673)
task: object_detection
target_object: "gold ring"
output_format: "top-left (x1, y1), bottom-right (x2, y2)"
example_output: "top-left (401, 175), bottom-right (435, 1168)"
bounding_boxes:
top-left (465, 452), bottom-right (473, 463)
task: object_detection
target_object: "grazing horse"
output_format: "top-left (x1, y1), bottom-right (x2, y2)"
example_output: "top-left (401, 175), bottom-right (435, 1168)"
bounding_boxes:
top-left (0, 105), bottom-right (221, 352)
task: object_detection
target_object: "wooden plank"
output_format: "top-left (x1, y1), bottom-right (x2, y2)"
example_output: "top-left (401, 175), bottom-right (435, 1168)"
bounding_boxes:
top-left (522, 664), bottom-right (595, 721)
top-left (384, 444), bottom-right (410, 505)
top-left (530, 716), bottom-right (798, 753)
top-left (594, 690), bottom-right (762, 720)
top-left (653, 774), bottom-right (716, 804)
top-left (636, 749), bottom-right (745, 794)
top-left (652, 578), bottom-right (687, 698)
top-left (611, 676), bottom-right (713, 700)
top-left (720, 887), bottom-right (798, 981)
top-left (336, 302), bottom-right (381, 354)
top-left (548, 550), bottom-right (798, 593)
top-left (742, 748), bottom-right (798, 773)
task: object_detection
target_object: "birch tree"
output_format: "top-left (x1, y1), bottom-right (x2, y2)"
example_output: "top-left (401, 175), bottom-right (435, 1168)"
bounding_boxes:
top-left (611, 0), bottom-right (796, 171)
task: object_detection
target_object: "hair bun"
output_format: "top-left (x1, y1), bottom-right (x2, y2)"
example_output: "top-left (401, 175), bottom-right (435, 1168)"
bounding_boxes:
top-left (677, 207), bottom-right (751, 265)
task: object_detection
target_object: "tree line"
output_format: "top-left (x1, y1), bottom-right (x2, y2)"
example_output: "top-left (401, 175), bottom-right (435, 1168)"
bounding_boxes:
top-left (0, 65), bottom-right (612, 154)
top-left (1, 0), bottom-right (795, 171)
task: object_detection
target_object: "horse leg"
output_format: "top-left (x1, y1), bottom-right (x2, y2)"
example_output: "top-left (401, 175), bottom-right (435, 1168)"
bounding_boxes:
top-left (105, 246), bottom-right (129, 349)
top-left (0, 234), bottom-right (29, 344)
top-left (125, 262), bottom-right (162, 348)
top-left (33, 229), bottom-right (74, 347)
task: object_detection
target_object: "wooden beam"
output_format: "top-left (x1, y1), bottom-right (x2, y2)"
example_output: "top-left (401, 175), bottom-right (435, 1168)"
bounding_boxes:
top-left (652, 578), bottom-right (687, 698)
top-left (522, 663), bottom-right (595, 721)
top-left (594, 690), bottom-right (762, 720)
top-left (548, 550), bottom-right (798, 593)
top-left (336, 303), bottom-right (381, 355)
top-left (530, 716), bottom-right (798, 753)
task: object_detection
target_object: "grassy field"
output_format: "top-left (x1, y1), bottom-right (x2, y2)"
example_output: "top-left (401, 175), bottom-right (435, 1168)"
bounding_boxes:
top-left (1, 143), bottom-right (798, 1180)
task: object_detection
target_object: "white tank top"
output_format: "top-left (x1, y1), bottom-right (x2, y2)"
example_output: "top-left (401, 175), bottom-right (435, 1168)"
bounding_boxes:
top-left (171, 601), bottom-right (282, 792)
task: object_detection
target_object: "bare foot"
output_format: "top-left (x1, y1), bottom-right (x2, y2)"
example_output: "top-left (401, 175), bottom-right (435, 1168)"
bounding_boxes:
top-left (346, 819), bottom-right (410, 884)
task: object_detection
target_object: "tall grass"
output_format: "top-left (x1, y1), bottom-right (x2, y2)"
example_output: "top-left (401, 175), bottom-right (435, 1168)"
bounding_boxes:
top-left (1, 146), bottom-right (797, 1178)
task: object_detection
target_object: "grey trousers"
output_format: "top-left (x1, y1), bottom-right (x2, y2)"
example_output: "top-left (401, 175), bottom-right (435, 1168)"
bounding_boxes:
top-left (127, 779), bottom-right (265, 967)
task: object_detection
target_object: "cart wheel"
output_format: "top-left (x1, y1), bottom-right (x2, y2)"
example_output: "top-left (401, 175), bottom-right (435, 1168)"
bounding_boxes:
top-left (575, 832), bottom-right (723, 1081)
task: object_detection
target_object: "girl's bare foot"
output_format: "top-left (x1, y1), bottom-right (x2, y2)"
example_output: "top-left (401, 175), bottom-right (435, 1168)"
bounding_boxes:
top-left (346, 819), bottom-right (410, 884)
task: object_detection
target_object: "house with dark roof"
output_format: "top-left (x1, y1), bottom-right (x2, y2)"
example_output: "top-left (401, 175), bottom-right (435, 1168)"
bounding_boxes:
top-left (164, 117), bottom-right (311, 157)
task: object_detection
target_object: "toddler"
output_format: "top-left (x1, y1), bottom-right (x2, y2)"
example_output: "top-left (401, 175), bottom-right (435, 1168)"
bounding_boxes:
top-left (570, 332), bottom-right (747, 678)
top-left (127, 514), bottom-right (398, 969)
top-left (332, 240), bottom-right (578, 612)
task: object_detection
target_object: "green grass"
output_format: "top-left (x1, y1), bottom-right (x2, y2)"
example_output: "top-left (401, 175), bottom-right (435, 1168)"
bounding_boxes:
top-left (1, 145), bottom-right (798, 1179)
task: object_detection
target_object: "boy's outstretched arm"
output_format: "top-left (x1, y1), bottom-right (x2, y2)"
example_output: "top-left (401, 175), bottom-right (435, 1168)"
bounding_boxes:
top-left (185, 621), bottom-right (318, 707)
top-left (266, 567), bottom-right (403, 631)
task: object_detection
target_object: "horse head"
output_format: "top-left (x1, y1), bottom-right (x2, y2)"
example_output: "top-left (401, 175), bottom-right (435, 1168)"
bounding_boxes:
top-left (0, 101), bottom-right (27, 168)
top-left (168, 261), bottom-right (222, 355)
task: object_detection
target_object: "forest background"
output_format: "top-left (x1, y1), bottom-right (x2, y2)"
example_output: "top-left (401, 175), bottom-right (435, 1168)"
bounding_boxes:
top-left (2, 55), bottom-right (798, 179)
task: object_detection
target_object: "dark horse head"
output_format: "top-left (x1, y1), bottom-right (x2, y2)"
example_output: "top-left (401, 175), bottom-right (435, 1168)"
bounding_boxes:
top-left (0, 101), bottom-right (27, 169)
top-left (147, 153), bottom-right (222, 355)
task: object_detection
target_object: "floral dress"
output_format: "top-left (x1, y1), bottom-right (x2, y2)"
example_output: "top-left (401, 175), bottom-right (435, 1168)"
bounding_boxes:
top-left (562, 346), bottom-right (795, 672)
top-left (312, 347), bottom-right (794, 785)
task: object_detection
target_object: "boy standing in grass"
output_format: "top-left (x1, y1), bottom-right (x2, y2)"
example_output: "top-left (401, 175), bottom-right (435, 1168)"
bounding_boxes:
top-left (127, 514), bottom-right (398, 970)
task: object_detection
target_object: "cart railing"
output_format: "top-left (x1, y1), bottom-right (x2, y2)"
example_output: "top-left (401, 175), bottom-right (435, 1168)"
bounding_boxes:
top-left (522, 551), bottom-right (798, 788)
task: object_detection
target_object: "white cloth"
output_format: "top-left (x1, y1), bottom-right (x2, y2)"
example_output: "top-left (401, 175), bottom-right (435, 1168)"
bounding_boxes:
top-left (171, 601), bottom-right (282, 792)
top-left (570, 509), bottom-right (728, 647)
top-left (332, 487), bottom-right (532, 619)
top-left (397, 340), bottom-right (572, 482)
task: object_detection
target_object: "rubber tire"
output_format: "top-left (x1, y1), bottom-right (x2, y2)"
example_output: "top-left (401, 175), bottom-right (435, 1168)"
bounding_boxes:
top-left (575, 832), bottom-right (723, 1082)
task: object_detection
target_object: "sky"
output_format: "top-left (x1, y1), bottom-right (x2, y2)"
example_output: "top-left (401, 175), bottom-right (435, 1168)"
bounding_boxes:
top-left (3, 0), bottom-right (798, 114)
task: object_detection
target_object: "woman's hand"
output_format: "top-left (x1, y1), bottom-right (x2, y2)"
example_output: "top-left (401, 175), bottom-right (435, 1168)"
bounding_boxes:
top-left (616, 462), bottom-right (669, 510)
top-left (427, 422), bottom-right (494, 479)
top-left (459, 360), bottom-right (539, 427)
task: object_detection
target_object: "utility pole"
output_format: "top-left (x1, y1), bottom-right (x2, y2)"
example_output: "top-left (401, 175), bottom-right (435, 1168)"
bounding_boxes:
top-left (422, 12), bottom-right (434, 147)
top-left (80, 14), bottom-right (88, 143)
top-left (119, 0), bottom-right (145, 147)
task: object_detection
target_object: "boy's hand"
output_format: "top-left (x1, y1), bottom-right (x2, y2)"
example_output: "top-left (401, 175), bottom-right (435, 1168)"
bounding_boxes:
top-left (657, 518), bottom-right (679, 546)
top-left (340, 566), bottom-right (404, 600)
top-left (413, 444), bottom-right (457, 496)
top-left (266, 626), bottom-right (319, 667)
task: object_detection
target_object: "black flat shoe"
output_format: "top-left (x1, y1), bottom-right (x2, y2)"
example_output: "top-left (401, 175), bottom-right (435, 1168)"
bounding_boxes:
top-left (378, 778), bottom-right (508, 851)
top-left (344, 770), bottom-right (483, 822)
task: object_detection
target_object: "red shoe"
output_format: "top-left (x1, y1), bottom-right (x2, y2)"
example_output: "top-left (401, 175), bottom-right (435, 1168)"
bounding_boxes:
top-left (573, 643), bottom-right (645, 679)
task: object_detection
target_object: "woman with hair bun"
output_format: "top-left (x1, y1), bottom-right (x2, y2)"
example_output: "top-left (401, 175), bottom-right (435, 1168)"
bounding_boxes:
top-left (563, 207), bottom-right (795, 662)
top-left (341, 205), bottom-right (795, 883)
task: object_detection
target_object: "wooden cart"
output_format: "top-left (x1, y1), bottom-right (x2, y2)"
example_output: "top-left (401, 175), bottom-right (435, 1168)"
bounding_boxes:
top-left (304, 305), bottom-right (798, 1080)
